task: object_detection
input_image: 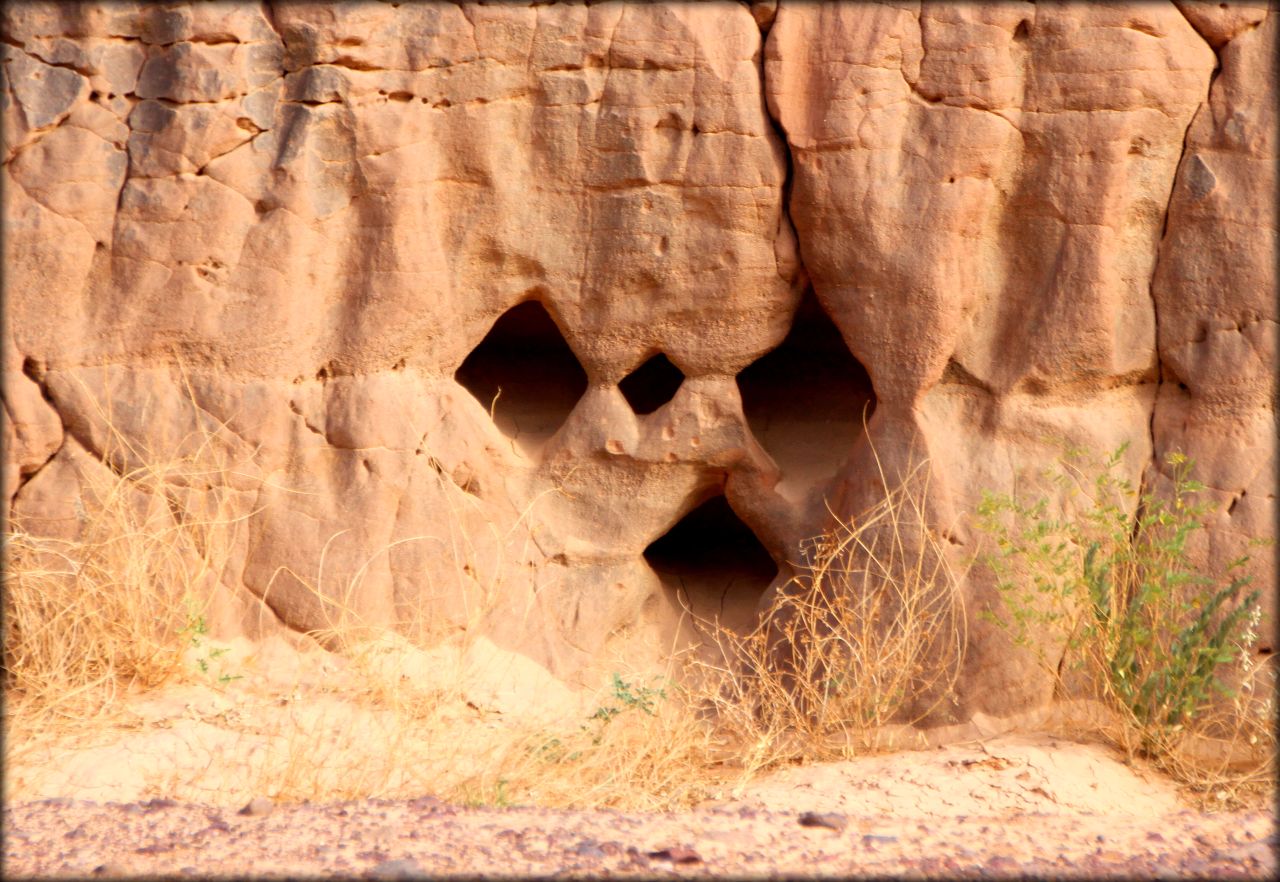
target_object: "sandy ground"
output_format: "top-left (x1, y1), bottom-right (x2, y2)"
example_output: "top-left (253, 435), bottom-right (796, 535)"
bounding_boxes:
top-left (5, 635), bottom-right (1276, 878)
top-left (5, 748), bottom-right (1275, 879)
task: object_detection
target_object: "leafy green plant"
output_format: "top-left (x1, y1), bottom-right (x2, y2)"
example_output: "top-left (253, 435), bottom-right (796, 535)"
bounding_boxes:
top-left (590, 673), bottom-right (667, 723)
top-left (976, 444), bottom-right (1264, 755)
top-left (523, 675), bottom-right (670, 768)
top-left (578, 673), bottom-right (669, 747)
top-left (180, 599), bottom-right (241, 685)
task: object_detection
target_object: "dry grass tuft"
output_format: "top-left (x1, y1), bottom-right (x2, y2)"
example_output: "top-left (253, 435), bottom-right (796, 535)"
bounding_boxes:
top-left (440, 671), bottom-right (723, 810)
top-left (684, 458), bottom-right (967, 774)
top-left (3, 390), bottom-right (252, 749)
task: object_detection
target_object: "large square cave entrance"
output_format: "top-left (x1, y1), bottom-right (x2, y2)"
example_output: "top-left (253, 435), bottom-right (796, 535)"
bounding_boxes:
top-left (454, 299), bottom-right (588, 456)
top-left (736, 289), bottom-right (876, 499)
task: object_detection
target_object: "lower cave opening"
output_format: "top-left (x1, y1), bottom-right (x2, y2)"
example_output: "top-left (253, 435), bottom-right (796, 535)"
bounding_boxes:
top-left (643, 493), bottom-right (777, 639)
top-left (736, 289), bottom-right (876, 500)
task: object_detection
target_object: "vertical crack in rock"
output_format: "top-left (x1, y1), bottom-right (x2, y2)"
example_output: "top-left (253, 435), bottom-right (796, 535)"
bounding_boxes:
top-left (902, 10), bottom-right (943, 106)
top-left (1145, 116), bottom-right (1199, 480)
top-left (756, 9), bottom-right (803, 290)
top-left (259, 1), bottom-right (282, 44)
top-left (1144, 16), bottom-right (1223, 492)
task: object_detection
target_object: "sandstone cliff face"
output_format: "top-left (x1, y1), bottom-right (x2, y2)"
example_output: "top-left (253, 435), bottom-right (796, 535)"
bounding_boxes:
top-left (3, 2), bottom-right (1274, 722)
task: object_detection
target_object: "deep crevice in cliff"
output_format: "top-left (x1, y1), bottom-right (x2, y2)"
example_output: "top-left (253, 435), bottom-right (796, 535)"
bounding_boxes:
top-left (754, 9), bottom-right (804, 293)
top-left (1142, 16), bottom-right (1223, 491)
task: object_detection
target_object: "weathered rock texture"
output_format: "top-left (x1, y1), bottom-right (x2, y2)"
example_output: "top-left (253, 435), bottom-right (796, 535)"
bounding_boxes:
top-left (3, 2), bottom-right (1275, 723)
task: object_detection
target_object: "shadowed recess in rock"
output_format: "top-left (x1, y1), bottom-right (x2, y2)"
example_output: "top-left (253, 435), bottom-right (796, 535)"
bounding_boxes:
top-left (455, 300), bottom-right (588, 457)
top-left (619, 353), bottom-right (685, 416)
top-left (644, 493), bottom-right (777, 638)
top-left (736, 290), bottom-right (876, 501)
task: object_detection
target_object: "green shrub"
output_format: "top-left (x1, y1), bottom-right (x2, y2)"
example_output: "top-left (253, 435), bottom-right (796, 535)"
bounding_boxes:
top-left (976, 444), bottom-right (1264, 754)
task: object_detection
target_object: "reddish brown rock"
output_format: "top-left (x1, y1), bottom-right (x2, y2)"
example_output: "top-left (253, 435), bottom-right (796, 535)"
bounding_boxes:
top-left (1150, 8), bottom-right (1276, 630)
top-left (1, 2), bottom-right (1273, 722)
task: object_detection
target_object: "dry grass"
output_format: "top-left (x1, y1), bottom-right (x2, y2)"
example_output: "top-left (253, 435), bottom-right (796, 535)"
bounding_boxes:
top-left (424, 454), bottom-right (969, 808)
top-left (8, 385), bottom-right (1265, 812)
top-left (682, 458), bottom-right (967, 776)
top-left (4, 401), bottom-right (967, 811)
top-left (2, 387), bottom-right (253, 753)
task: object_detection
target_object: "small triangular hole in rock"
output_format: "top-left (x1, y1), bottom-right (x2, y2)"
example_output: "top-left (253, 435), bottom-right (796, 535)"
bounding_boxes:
top-left (455, 300), bottom-right (588, 454)
top-left (619, 352), bottom-right (684, 415)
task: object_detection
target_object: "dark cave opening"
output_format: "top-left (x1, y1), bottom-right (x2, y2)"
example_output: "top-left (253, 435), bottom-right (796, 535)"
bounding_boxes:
top-left (644, 493), bottom-right (778, 637)
top-left (618, 352), bottom-right (685, 415)
top-left (454, 300), bottom-right (588, 456)
top-left (736, 289), bottom-right (877, 499)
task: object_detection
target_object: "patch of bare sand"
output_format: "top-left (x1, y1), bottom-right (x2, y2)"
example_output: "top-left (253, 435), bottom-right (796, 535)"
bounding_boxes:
top-left (4, 631), bottom-right (1265, 816)
top-left (5, 632), bottom-right (1275, 878)
top-left (4, 632), bottom-right (592, 807)
top-left (717, 734), bottom-right (1182, 817)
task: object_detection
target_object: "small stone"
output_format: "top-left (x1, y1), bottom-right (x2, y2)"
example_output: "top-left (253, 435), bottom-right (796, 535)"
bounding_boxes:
top-left (647, 846), bottom-right (702, 864)
top-left (572, 839), bottom-right (606, 859)
top-left (238, 796), bottom-right (275, 817)
top-left (368, 857), bottom-right (424, 879)
top-left (405, 795), bottom-right (445, 812)
top-left (1216, 842), bottom-right (1277, 866)
top-left (92, 862), bottom-right (129, 876)
top-left (141, 797), bottom-right (178, 812)
top-left (798, 811), bottom-right (848, 832)
top-left (135, 843), bottom-right (175, 855)
top-left (203, 812), bottom-right (231, 834)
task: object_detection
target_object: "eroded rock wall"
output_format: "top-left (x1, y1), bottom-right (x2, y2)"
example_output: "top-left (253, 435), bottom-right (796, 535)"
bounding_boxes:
top-left (3, 1), bottom-right (1274, 722)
